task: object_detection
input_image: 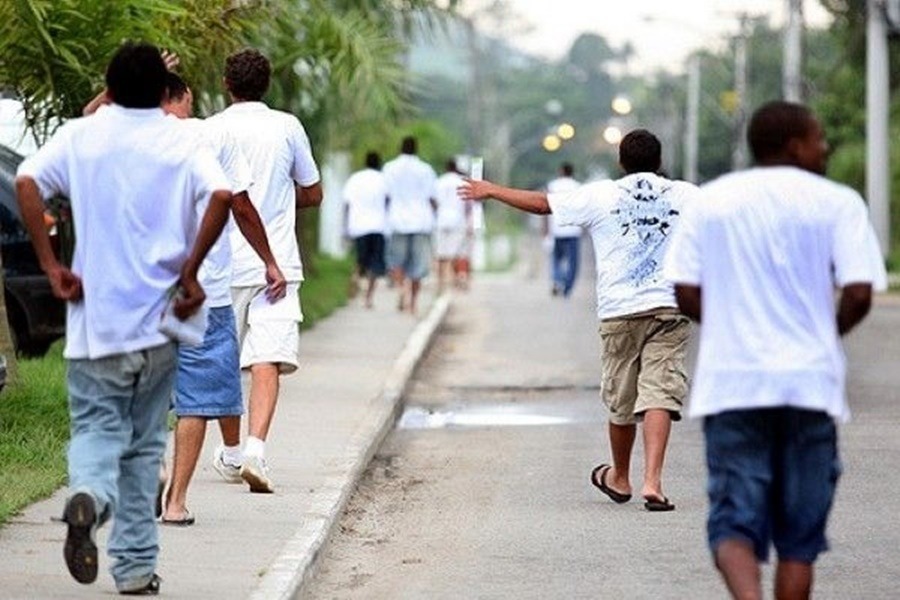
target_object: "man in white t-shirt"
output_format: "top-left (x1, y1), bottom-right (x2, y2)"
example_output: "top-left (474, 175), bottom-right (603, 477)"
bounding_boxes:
top-left (664, 101), bottom-right (886, 600)
top-left (207, 48), bottom-right (322, 494)
top-left (433, 158), bottom-right (470, 292)
top-left (383, 136), bottom-right (437, 315)
top-left (460, 130), bottom-right (699, 512)
top-left (343, 151), bottom-right (389, 308)
top-left (545, 162), bottom-right (581, 297)
top-left (15, 43), bottom-right (231, 595)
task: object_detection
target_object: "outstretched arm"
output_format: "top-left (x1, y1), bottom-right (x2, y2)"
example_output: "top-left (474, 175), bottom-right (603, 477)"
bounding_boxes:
top-left (231, 191), bottom-right (286, 302)
top-left (457, 178), bottom-right (551, 215)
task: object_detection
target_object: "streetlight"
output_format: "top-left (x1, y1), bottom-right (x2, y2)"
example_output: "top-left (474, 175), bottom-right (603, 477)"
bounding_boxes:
top-left (542, 134), bottom-right (562, 152)
top-left (611, 96), bottom-right (633, 116)
top-left (603, 126), bottom-right (623, 145)
top-left (557, 123), bottom-right (575, 140)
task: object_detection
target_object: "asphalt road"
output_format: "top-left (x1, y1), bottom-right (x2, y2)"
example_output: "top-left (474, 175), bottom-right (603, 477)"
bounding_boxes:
top-left (301, 243), bottom-right (900, 600)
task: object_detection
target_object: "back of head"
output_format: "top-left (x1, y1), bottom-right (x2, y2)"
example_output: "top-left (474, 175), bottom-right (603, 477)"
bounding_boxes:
top-left (401, 136), bottom-right (417, 155)
top-left (560, 162), bottom-right (574, 177)
top-left (225, 48), bottom-right (271, 101)
top-left (619, 130), bottom-right (662, 175)
top-left (165, 72), bottom-right (189, 102)
top-left (445, 158), bottom-right (458, 173)
top-left (105, 42), bottom-right (167, 109)
top-left (365, 151), bottom-right (381, 170)
top-left (747, 101), bottom-right (814, 164)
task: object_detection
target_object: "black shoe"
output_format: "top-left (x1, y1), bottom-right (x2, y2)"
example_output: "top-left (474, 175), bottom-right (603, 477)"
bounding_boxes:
top-left (62, 492), bottom-right (99, 584)
top-left (119, 573), bottom-right (162, 596)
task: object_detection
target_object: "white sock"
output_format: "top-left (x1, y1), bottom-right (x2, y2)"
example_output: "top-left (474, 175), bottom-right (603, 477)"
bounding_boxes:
top-left (221, 444), bottom-right (242, 466)
top-left (243, 436), bottom-right (265, 459)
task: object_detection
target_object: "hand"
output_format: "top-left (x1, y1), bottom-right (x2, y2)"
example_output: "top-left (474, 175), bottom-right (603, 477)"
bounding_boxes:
top-left (173, 276), bottom-right (205, 320)
top-left (161, 50), bottom-right (180, 71)
top-left (264, 263), bottom-right (287, 303)
top-left (457, 178), bottom-right (493, 202)
top-left (46, 264), bottom-right (83, 301)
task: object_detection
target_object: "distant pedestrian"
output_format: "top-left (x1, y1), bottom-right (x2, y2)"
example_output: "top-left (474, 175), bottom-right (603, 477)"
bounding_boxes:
top-left (433, 158), bottom-right (470, 292)
top-left (343, 151), bottom-right (389, 308)
top-left (383, 136), bottom-right (437, 315)
top-left (15, 42), bottom-right (231, 594)
top-left (546, 162), bottom-right (581, 297)
top-left (207, 48), bottom-right (323, 494)
top-left (664, 101), bottom-right (886, 600)
top-left (460, 130), bottom-right (700, 511)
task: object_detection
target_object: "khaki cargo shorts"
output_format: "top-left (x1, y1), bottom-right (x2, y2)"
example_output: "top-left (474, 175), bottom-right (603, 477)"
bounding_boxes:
top-left (599, 307), bottom-right (690, 425)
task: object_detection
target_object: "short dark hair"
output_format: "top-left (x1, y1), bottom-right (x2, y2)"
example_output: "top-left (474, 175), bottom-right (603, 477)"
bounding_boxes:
top-left (401, 136), bottom-right (417, 155)
top-left (105, 42), bottom-right (167, 109)
top-left (747, 101), bottom-right (815, 163)
top-left (225, 49), bottom-right (271, 101)
top-left (165, 72), bottom-right (189, 102)
top-left (560, 162), bottom-right (574, 177)
top-left (365, 151), bottom-right (381, 169)
top-left (619, 129), bottom-right (661, 174)
top-left (445, 158), bottom-right (458, 172)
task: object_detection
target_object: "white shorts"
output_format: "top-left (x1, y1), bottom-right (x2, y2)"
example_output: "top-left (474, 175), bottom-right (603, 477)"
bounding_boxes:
top-left (231, 283), bottom-right (302, 374)
top-left (435, 227), bottom-right (467, 259)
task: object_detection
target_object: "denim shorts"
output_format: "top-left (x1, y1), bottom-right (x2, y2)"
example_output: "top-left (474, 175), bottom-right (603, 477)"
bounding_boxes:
top-left (704, 407), bottom-right (841, 563)
top-left (174, 306), bottom-right (243, 418)
top-left (388, 232), bottom-right (431, 281)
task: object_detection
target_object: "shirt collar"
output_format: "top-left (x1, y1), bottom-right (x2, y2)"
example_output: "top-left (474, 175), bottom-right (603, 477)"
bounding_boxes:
top-left (223, 101), bottom-right (268, 113)
top-left (105, 104), bottom-right (166, 118)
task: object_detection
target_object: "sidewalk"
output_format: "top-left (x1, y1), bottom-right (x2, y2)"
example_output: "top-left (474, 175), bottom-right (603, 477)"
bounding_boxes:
top-left (0, 284), bottom-right (450, 600)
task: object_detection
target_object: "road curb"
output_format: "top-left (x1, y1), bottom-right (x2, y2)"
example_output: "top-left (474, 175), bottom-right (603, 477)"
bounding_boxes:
top-left (249, 293), bottom-right (452, 600)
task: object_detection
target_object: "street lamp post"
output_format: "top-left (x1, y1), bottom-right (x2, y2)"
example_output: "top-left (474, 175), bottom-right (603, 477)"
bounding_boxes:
top-left (684, 54), bottom-right (700, 183)
top-left (783, 0), bottom-right (804, 102)
top-left (867, 0), bottom-right (891, 257)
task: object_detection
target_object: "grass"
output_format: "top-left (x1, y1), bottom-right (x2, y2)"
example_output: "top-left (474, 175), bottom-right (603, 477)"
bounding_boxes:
top-left (0, 253), bottom-right (354, 526)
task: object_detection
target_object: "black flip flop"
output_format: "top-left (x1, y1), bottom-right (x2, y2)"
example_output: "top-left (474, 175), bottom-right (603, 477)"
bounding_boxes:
top-left (590, 464), bottom-right (632, 504)
top-left (643, 496), bottom-right (675, 512)
top-left (160, 510), bottom-right (195, 526)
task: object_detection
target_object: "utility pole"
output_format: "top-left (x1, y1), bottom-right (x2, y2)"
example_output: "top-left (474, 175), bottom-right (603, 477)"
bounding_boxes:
top-left (683, 54), bottom-right (700, 183)
top-left (731, 14), bottom-right (750, 170)
top-left (783, 0), bottom-right (804, 102)
top-left (867, 0), bottom-right (890, 257)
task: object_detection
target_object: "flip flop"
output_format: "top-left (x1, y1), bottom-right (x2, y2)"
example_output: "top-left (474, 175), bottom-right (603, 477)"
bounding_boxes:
top-left (590, 464), bottom-right (631, 504)
top-left (643, 495), bottom-right (675, 512)
top-left (160, 510), bottom-right (195, 526)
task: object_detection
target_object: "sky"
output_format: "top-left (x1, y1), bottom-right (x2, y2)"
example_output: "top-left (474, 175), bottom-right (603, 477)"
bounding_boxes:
top-left (476, 0), bottom-right (833, 74)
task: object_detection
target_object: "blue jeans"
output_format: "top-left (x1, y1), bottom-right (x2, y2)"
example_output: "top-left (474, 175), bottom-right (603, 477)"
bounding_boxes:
top-left (66, 343), bottom-right (176, 590)
top-left (552, 237), bottom-right (580, 296)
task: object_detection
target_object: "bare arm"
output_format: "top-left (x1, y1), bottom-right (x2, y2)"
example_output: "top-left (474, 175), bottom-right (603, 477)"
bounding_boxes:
top-left (295, 181), bottom-right (323, 209)
top-left (83, 89), bottom-right (110, 116)
top-left (457, 178), bottom-right (551, 215)
top-left (175, 190), bottom-right (232, 319)
top-left (231, 191), bottom-right (286, 301)
top-left (15, 177), bottom-right (82, 300)
top-left (836, 282), bottom-right (872, 336)
top-left (674, 284), bottom-right (702, 322)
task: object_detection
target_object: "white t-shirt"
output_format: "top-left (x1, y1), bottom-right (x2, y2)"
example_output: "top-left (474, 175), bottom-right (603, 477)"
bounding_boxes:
top-left (383, 154), bottom-right (437, 234)
top-left (663, 166), bottom-right (887, 422)
top-left (184, 117), bottom-right (253, 307)
top-left (546, 176), bottom-right (582, 238)
top-left (342, 168), bottom-right (388, 237)
top-left (433, 171), bottom-right (468, 230)
top-left (17, 105), bottom-right (230, 359)
top-left (207, 102), bottom-right (320, 286)
top-left (548, 172), bottom-right (700, 320)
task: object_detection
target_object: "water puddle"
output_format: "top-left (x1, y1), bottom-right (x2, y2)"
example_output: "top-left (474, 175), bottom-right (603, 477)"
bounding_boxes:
top-left (397, 405), bottom-right (574, 430)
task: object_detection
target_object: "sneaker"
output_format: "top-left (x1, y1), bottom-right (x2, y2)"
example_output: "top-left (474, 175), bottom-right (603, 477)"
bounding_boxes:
top-left (240, 455), bottom-right (274, 493)
top-left (62, 492), bottom-right (99, 584)
top-left (212, 446), bottom-right (243, 484)
top-left (119, 573), bottom-right (161, 596)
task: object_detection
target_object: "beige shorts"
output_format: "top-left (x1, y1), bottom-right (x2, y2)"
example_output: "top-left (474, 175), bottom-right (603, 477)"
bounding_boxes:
top-left (231, 283), bottom-right (301, 374)
top-left (599, 307), bottom-right (690, 425)
top-left (434, 227), bottom-right (467, 259)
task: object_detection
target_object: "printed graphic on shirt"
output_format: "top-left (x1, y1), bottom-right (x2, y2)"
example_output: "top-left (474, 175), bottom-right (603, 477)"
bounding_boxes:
top-left (611, 177), bottom-right (680, 286)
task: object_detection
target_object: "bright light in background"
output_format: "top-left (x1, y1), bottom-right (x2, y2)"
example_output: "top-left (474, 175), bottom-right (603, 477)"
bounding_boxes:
top-left (603, 126), bottom-right (623, 145)
top-left (542, 134), bottom-right (562, 152)
top-left (557, 123), bottom-right (575, 140)
top-left (611, 96), bottom-right (632, 115)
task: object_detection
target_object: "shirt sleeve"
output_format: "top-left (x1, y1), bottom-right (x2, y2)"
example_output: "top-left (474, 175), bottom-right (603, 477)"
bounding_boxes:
top-left (288, 118), bottom-right (320, 187)
top-left (663, 194), bottom-right (703, 286)
top-left (15, 126), bottom-right (72, 200)
top-left (217, 130), bottom-right (253, 194)
top-left (833, 192), bottom-right (888, 291)
top-left (547, 180), bottom-right (609, 228)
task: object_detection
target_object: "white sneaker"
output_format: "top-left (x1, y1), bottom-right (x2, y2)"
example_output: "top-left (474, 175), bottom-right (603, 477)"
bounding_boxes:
top-left (240, 455), bottom-right (274, 493)
top-left (212, 446), bottom-right (243, 484)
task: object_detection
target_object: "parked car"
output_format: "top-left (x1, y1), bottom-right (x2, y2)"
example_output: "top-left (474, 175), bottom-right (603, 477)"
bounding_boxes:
top-left (0, 143), bottom-right (69, 357)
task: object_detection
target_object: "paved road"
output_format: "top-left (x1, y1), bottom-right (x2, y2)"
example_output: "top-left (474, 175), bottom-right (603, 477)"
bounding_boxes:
top-left (302, 244), bottom-right (900, 599)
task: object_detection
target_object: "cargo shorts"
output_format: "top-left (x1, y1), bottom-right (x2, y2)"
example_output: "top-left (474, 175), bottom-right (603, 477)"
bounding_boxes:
top-left (599, 307), bottom-right (690, 425)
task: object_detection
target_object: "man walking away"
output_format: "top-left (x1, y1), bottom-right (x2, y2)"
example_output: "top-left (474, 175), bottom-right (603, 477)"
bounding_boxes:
top-left (546, 162), bottom-right (581, 297)
top-left (664, 101), bottom-right (886, 599)
top-left (342, 151), bottom-right (389, 308)
top-left (460, 130), bottom-right (700, 511)
top-left (433, 158), bottom-right (470, 293)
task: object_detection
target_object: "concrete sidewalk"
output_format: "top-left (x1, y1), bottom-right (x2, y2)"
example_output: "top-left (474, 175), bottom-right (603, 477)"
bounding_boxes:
top-left (0, 285), bottom-right (450, 600)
